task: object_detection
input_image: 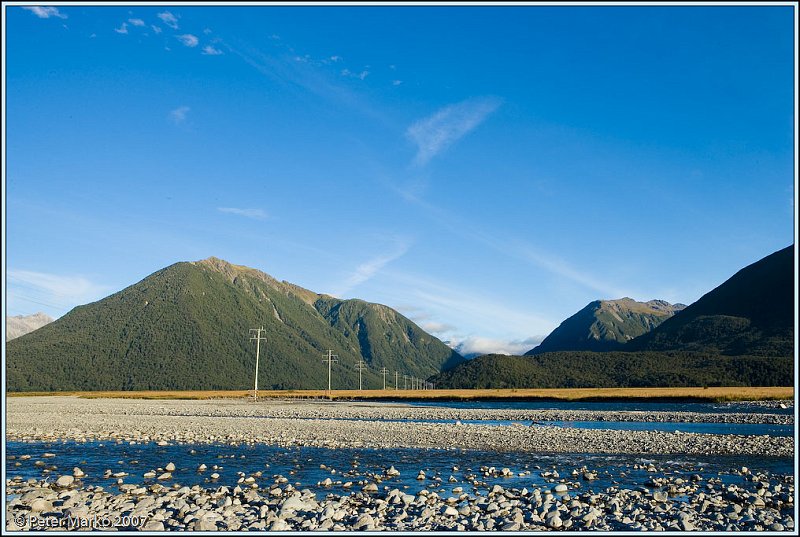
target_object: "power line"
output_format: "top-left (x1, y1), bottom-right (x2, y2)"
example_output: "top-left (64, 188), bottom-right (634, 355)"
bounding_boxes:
top-left (249, 327), bottom-right (267, 402)
top-left (322, 350), bottom-right (339, 396)
top-left (355, 360), bottom-right (367, 391)
top-left (379, 367), bottom-right (388, 390)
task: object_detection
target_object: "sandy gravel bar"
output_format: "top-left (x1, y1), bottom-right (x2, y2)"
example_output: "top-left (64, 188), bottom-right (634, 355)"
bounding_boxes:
top-left (6, 397), bottom-right (794, 456)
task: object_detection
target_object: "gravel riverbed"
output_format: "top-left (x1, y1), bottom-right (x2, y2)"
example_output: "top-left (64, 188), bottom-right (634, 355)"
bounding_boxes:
top-left (6, 397), bottom-right (794, 456)
top-left (5, 397), bottom-right (796, 531)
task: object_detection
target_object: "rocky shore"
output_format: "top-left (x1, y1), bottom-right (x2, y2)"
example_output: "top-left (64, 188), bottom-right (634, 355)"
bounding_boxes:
top-left (6, 463), bottom-right (794, 531)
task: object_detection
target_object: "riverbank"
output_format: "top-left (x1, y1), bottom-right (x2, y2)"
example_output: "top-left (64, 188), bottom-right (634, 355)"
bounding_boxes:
top-left (6, 386), bottom-right (795, 402)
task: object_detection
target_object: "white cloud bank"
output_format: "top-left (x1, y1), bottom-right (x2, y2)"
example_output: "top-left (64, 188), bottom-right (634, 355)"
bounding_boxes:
top-left (449, 335), bottom-right (544, 357)
top-left (406, 96), bottom-right (501, 166)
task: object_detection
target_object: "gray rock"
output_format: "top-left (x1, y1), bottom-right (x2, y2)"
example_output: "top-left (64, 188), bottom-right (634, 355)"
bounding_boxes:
top-left (354, 514), bottom-right (375, 530)
top-left (141, 520), bottom-right (165, 531)
top-left (653, 491), bottom-right (668, 502)
top-left (29, 498), bottom-right (53, 513)
top-left (547, 515), bottom-right (563, 529)
top-left (269, 519), bottom-right (290, 531)
top-left (442, 505), bottom-right (459, 517)
top-left (55, 475), bottom-right (75, 488)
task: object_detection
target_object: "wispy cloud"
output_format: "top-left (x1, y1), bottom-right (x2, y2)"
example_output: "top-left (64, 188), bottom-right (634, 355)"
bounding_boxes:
top-left (114, 23), bottom-right (128, 35)
top-left (341, 68), bottom-right (369, 80)
top-left (168, 105), bottom-right (190, 124)
top-left (406, 96), bottom-right (502, 166)
top-left (512, 242), bottom-right (630, 299)
top-left (7, 269), bottom-right (111, 318)
top-left (202, 45), bottom-right (223, 56)
top-left (128, 18), bottom-right (145, 27)
top-left (392, 80), bottom-right (403, 86)
top-left (217, 207), bottom-right (268, 220)
top-left (151, 25), bottom-right (162, 34)
top-left (418, 321), bottom-right (457, 335)
top-left (176, 34), bottom-right (199, 47)
top-left (157, 11), bottom-right (179, 29)
top-left (333, 240), bottom-right (411, 297)
top-left (381, 271), bottom-right (554, 344)
top-left (23, 6), bottom-right (67, 19)
top-left (227, 44), bottom-right (392, 126)
top-left (389, 182), bottom-right (629, 299)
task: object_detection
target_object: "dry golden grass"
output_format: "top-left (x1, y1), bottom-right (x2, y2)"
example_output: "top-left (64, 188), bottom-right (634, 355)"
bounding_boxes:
top-left (6, 386), bottom-right (793, 402)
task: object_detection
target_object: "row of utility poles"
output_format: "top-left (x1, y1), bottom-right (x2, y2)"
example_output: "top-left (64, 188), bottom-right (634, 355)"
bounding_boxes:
top-left (250, 327), bottom-right (435, 399)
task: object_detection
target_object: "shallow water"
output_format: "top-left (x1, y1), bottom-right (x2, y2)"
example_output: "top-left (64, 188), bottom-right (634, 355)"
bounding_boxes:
top-left (6, 440), bottom-right (793, 501)
top-left (406, 399), bottom-right (794, 415)
top-left (310, 417), bottom-right (793, 436)
top-left (538, 421), bottom-right (794, 437)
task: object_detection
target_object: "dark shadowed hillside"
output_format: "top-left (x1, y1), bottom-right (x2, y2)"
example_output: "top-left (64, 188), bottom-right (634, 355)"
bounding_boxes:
top-left (628, 245), bottom-right (794, 356)
top-left (430, 352), bottom-right (793, 389)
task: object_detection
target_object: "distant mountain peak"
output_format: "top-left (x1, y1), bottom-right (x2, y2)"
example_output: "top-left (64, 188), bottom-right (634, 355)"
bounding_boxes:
top-left (526, 297), bottom-right (684, 354)
top-left (6, 312), bottom-right (54, 341)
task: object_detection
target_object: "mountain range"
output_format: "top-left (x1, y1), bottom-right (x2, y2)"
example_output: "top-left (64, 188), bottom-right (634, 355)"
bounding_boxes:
top-left (431, 245), bottom-right (794, 388)
top-left (6, 312), bottom-right (54, 341)
top-left (7, 257), bottom-right (463, 391)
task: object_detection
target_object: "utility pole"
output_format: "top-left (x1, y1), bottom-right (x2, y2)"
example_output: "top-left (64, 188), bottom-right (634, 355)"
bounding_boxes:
top-left (403, 374), bottom-right (408, 390)
top-left (395, 371), bottom-right (399, 390)
top-left (379, 368), bottom-right (388, 390)
top-left (322, 350), bottom-right (339, 396)
top-left (355, 360), bottom-right (367, 391)
top-left (249, 327), bottom-right (267, 401)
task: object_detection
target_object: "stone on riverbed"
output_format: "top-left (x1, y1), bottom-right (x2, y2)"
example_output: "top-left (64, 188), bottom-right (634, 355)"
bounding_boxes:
top-left (55, 475), bottom-right (75, 488)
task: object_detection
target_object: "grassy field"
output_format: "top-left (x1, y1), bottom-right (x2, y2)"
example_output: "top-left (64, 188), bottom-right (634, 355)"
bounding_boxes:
top-left (5, 386), bottom-right (794, 402)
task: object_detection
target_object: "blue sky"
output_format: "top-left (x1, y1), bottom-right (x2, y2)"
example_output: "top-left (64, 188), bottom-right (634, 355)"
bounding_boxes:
top-left (3, 3), bottom-right (796, 355)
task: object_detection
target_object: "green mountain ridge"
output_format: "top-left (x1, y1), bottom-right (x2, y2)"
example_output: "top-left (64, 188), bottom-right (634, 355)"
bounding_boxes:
top-left (7, 257), bottom-right (463, 391)
top-left (526, 298), bottom-right (685, 354)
